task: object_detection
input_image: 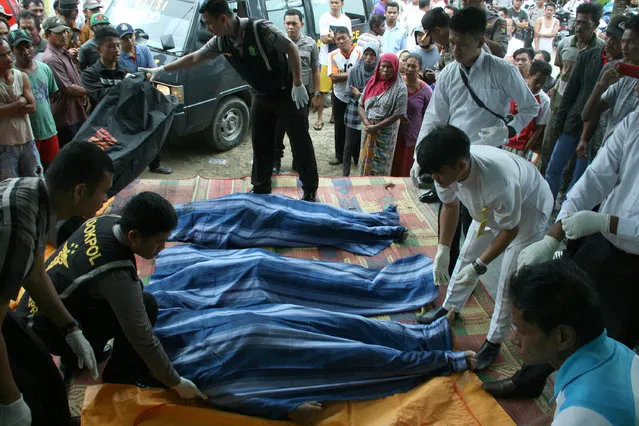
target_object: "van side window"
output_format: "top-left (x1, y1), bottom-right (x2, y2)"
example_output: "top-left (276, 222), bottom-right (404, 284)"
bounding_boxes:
top-left (265, 0), bottom-right (309, 35)
top-left (310, 0), bottom-right (367, 30)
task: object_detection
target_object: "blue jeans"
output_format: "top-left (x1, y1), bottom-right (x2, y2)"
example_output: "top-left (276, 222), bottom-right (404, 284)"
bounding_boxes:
top-left (544, 133), bottom-right (588, 199)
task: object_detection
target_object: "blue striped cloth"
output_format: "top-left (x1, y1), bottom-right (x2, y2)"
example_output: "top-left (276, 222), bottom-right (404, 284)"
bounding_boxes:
top-left (169, 193), bottom-right (407, 256)
top-left (148, 244), bottom-right (438, 316)
top-left (154, 304), bottom-right (468, 419)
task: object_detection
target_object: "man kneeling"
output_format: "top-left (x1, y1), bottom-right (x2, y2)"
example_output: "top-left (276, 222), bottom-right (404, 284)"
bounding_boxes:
top-left (31, 192), bottom-right (205, 399)
top-left (509, 261), bottom-right (639, 425)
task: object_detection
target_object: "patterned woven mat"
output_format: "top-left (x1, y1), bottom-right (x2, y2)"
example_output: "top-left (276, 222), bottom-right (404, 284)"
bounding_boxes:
top-left (69, 175), bottom-right (552, 424)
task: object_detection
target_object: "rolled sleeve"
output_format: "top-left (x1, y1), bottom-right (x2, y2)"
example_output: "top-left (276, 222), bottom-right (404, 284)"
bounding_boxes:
top-left (507, 66), bottom-right (540, 133)
top-left (447, 351), bottom-right (469, 372)
top-left (91, 271), bottom-right (180, 387)
top-left (197, 35), bottom-right (221, 60)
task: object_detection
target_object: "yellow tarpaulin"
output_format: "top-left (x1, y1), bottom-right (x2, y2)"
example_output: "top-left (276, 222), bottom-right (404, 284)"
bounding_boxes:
top-left (82, 372), bottom-right (515, 426)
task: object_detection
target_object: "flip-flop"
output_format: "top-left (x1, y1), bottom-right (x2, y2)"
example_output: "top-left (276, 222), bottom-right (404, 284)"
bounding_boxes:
top-left (150, 165), bottom-right (173, 174)
top-left (313, 122), bottom-right (324, 130)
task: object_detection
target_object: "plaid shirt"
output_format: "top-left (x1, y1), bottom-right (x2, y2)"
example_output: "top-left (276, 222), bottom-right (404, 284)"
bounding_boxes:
top-left (0, 178), bottom-right (53, 300)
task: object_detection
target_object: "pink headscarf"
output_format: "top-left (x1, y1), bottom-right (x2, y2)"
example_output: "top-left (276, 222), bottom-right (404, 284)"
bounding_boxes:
top-left (362, 53), bottom-right (400, 104)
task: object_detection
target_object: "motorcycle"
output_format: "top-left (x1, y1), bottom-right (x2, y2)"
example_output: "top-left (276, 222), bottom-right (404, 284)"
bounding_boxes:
top-left (554, 8), bottom-right (573, 47)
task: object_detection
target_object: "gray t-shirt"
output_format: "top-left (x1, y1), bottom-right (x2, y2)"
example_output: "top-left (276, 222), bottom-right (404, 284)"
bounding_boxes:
top-left (411, 46), bottom-right (440, 72)
top-left (601, 76), bottom-right (639, 141)
top-left (507, 7), bottom-right (530, 41)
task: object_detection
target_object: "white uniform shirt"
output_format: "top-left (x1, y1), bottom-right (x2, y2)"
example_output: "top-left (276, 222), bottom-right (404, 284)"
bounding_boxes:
top-left (415, 50), bottom-right (539, 150)
top-left (436, 146), bottom-right (553, 232)
top-left (319, 13), bottom-right (352, 67)
top-left (558, 110), bottom-right (639, 255)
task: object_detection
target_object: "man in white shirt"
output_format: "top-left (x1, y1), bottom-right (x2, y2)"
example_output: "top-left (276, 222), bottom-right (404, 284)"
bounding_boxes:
top-left (382, 2), bottom-right (407, 53)
top-left (485, 109), bottom-right (639, 399)
top-left (404, 0), bottom-right (430, 50)
top-left (317, 0), bottom-right (352, 130)
top-left (328, 27), bottom-right (362, 166)
top-left (415, 124), bottom-right (553, 371)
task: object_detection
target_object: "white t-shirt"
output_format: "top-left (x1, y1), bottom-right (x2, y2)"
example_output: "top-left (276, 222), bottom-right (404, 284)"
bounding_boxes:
top-left (329, 46), bottom-right (363, 103)
top-left (319, 13), bottom-right (353, 67)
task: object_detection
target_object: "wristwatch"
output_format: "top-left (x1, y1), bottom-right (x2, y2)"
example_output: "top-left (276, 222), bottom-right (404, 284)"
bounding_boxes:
top-left (471, 259), bottom-right (488, 275)
top-left (314, 91), bottom-right (321, 97)
top-left (60, 319), bottom-right (80, 337)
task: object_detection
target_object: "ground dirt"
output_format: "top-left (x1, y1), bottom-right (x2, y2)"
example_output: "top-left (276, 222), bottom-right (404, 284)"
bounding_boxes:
top-left (140, 117), bottom-right (359, 180)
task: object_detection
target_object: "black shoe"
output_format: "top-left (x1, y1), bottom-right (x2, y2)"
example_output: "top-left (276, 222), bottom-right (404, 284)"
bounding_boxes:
top-left (302, 191), bottom-right (316, 202)
top-left (475, 340), bottom-right (501, 371)
top-left (482, 378), bottom-right (545, 399)
top-left (250, 188), bottom-right (271, 195)
top-left (273, 158), bottom-right (282, 174)
top-left (419, 189), bottom-right (439, 204)
top-left (96, 343), bottom-right (113, 363)
top-left (329, 159), bottom-right (342, 166)
top-left (416, 306), bottom-right (448, 325)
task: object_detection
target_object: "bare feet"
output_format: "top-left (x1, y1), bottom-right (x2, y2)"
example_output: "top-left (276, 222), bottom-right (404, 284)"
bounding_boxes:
top-left (288, 401), bottom-right (323, 425)
top-left (464, 350), bottom-right (477, 371)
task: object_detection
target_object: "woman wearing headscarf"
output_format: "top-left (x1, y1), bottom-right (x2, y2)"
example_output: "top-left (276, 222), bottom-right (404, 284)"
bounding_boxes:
top-left (391, 53), bottom-right (432, 177)
top-left (357, 53), bottom-right (408, 176)
top-left (342, 42), bottom-right (379, 176)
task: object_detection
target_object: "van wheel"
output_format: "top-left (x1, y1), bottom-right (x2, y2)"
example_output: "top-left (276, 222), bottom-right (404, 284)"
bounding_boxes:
top-left (209, 96), bottom-right (249, 151)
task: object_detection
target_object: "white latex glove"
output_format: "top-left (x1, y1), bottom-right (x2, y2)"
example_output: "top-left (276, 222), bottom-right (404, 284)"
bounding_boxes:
top-left (291, 82), bottom-right (309, 109)
top-left (0, 394), bottom-right (31, 426)
top-left (517, 235), bottom-right (560, 269)
top-left (65, 329), bottom-right (99, 380)
top-left (478, 126), bottom-right (509, 146)
top-left (562, 211), bottom-right (610, 240)
top-left (172, 377), bottom-right (208, 400)
top-left (455, 262), bottom-right (480, 286)
top-left (410, 161), bottom-right (421, 188)
top-left (139, 66), bottom-right (165, 82)
top-left (433, 244), bottom-right (451, 286)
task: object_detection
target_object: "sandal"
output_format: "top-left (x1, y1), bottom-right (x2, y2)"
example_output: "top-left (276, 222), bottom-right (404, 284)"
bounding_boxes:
top-left (150, 165), bottom-right (173, 174)
top-left (313, 122), bottom-right (324, 131)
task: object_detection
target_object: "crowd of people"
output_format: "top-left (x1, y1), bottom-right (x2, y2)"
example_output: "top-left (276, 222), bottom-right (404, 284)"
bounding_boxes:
top-left (0, 0), bottom-right (172, 184)
top-left (1, 0), bottom-right (639, 424)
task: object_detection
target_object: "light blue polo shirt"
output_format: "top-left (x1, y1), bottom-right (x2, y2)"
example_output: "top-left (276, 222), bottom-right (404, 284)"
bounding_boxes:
top-left (381, 24), bottom-right (407, 54)
top-left (553, 331), bottom-right (639, 425)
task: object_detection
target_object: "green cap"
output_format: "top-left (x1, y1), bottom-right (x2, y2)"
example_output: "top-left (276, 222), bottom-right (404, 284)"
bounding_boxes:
top-left (7, 29), bottom-right (33, 48)
top-left (90, 13), bottom-right (110, 27)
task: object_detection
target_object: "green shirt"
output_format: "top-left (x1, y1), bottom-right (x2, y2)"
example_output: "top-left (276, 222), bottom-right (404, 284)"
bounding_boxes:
top-left (22, 61), bottom-right (58, 140)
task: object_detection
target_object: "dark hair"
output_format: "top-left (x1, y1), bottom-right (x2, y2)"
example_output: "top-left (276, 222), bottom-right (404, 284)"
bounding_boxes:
top-left (22, 0), bottom-right (44, 8)
top-left (284, 8), bottom-right (303, 22)
top-left (422, 7), bottom-right (450, 31)
top-left (198, 0), bottom-right (233, 17)
top-left (498, 6), bottom-right (508, 14)
top-left (544, 2), bottom-right (556, 9)
top-left (387, 1), bottom-right (400, 11)
top-left (333, 26), bottom-right (350, 37)
top-left (576, 2), bottom-right (603, 23)
top-left (627, 14), bottom-right (639, 34)
top-left (513, 47), bottom-right (534, 60)
top-left (120, 192), bottom-right (177, 237)
top-left (510, 261), bottom-right (604, 345)
top-left (0, 17), bottom-right (9, 31)
top-left (369, 13), bottom-right (386, 30)
top-left (52, 0), bottom-right (58, 12)
top-left (529, 59), bottom-right (552, 78)
top-left (449, 7), bottom-right (487, 37)
top-left (94, 25), bottom-right (119, 46)
top-left (59, 7), bottom-right (76, 19)
top-left (445, 4), bottom-right (459, 15)
top-left (407, 52), bottom-right (423, 67)
top-left (419, 0), bottom-right (431, 8)
top-left (45, 142), bottom-right (114, 193)
top-left (535, 49), bottom-right (551, 62)
top-left (416, 125), bottom-right (471, 174)
top-left (17, 10), bottom-right (40, 30)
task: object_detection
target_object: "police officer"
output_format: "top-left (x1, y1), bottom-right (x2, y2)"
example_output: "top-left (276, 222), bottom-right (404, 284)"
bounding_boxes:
top-left (31, 192), bottom-right (207, 399)
top-left (461, 0), bottom-right (508, 57)
top-left (141, 0), bottom-right (319, 201)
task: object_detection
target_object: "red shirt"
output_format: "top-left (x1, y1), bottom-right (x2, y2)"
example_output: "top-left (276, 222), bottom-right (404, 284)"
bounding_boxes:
top-left (506, 93), bottom-right (541, 150)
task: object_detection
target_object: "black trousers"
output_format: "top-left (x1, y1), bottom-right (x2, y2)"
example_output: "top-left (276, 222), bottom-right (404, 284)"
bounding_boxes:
top-left (251, 94), bottom-right (318, 194)
top-left (437, 202), bottom-right (473, 276)
top-left (274, 95), bottom-right (311, 164)
top-left (3, 311), bottom-right (72, 426)
top-left (333, 97), bottom-right (348, 163)
top-left (342, 126), bottom-right (361, 176)
top-left (32, 292), bottom-right (160, 385)
top-left (149, 154), bottom-right (162, 170)
top-left (56, 122), bottom-right (84, 148)
top-left (511, 232), bottom-right (639, 389)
